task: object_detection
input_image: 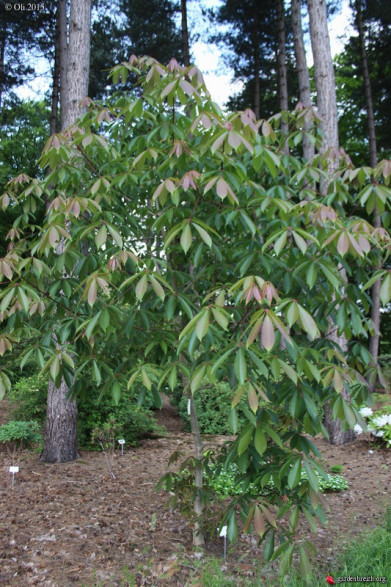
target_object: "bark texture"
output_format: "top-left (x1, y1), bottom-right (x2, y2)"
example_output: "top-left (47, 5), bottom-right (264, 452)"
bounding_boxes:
top-left (277, 0), bottom-right (289, 150)
top-left (41, 0), bottom-right (91, 464)
top-left (356, 0), bottom-right (377, 169)
top-left (60, 0), bottom-right (91, 130)
top-left (291, 0), bottom-right (315, 160)
top-left (49, 2), bottom-right (62, 137)
top-left (308, 1), bottom-right (354, 444)
top-left (356, 0), bottom-right (380, 391)
top-left (308, 0), bottom-right (339, 156)
top-left (41, 378), bottom-right (78, 463)
top-left (254, 47), bottom-right (260, 120)
top-left (181, 0), bottom-right (190, 68)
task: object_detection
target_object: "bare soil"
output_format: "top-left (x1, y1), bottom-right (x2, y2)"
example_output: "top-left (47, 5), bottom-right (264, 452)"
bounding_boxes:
top-left (0, 399), bottom-right (390, 586)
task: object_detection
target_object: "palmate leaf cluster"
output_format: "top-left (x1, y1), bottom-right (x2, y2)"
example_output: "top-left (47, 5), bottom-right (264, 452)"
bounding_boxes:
top-left (0, 55), bottom-right (391, 566)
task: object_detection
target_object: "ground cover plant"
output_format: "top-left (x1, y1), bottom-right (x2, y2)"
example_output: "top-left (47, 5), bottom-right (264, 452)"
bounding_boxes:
top-left (0, 56), bottom-right (391, 572)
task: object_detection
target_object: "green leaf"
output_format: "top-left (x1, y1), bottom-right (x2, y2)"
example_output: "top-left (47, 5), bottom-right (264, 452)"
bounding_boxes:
top-left (92, 361), bottom-right (101, 386)
top-left (211, 347), bottom-right (235, 375)
top-left (112, 381), bottom-right (121, 404)
top-left (167, 366), bottom-right (177, 391)
top-left (254, 426), bottom-right (267, 455)
top-left (211, 307), bottom-right (229, 330)
top-left (234, 347), bottom-right (247, 384)
top-left (195, 309), bottom-right (210, 341)
top-left (238, 426), bottom-right (253, 455)
top-left (135, 274), bottom-right (148, 300)
top-left (149, 275), bottom-right (165, 301)
top-left (288, 458), bottom-right (302, 489)
top-left (107, 224), bottom-right (123, 248)
top-left (180, 223), bottom-right (192, 254)
top-left (380, 273), bottom-right (391, 306)
top-left (16, 287), bottom-right (29, 313)
top-left (303, 462), bottom-right (319, 492)
top-left (190, 365), bottom-right (206, 393)
top-left (193, 222), bottom-right (212, 247)
top-left (227, 511), bottom-right (238, 542)
top-left (141, 369), bottom-right (152, 390)
top-left (95, 225), bottom-right (107, 249)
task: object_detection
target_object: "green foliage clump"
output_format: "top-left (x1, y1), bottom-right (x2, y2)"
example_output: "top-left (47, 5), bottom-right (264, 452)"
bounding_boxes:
top-left (207, 464), bottom-right (348, 498)
top-left (8, 374), bottom-right (47, 422)
top-left (7, 374), bottom-right (163, 447)
top-left (174, 381), bottom-right (245, 435)
top-left (0, 420), bottom-right (42, 448)
top-left (77, 385), bottom-right (164, 447)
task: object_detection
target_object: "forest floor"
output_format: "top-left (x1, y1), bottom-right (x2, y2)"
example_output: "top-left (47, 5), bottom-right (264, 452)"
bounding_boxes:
top-left (0, 398), bottom-right (390, 586)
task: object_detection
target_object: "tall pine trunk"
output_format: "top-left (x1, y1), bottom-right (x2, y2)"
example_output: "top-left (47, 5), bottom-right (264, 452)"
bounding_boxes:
top-left (356, 0), bottom-right (380, 392)
top-left (308, 0), bottom-right (354, 445)
top-left (40, 0), bottom-right (91, 464)
top-left (277, 0), bottom-right (289, 151)
top-left (291, 0), bottom-right (315, 160)
top-left (181, 0), bottom-right (190, 68)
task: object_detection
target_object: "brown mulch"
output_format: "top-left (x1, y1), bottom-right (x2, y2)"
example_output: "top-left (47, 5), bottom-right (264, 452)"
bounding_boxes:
top-left (0, 399), bottom-right (390, 586)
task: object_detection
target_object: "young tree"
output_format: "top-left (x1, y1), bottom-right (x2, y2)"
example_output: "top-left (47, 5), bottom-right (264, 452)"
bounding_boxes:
top-left (1, 57), bottom-right (390, 560)
top-left (40, 0), bottom-right (92, 463)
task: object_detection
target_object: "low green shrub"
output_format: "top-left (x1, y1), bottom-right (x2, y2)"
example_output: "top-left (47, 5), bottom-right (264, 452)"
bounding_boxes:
top-left (8, 374), bottom-right (47, 422)
top-left (174, 381), bottom-right (246, 435)
top-left (207, 463), bottom-right (348, 498)
top-left (7, 374), bottom-right (164, 448)
top-left (0, 420), bottom-right (42, 449)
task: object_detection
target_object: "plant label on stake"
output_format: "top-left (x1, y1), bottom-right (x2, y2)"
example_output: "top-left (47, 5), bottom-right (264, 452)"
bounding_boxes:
top-left (219, 525), bottom-right (227, 559)
top-left (187, 399), bottom-right (191, 415)
top-left (9, 466), bottom-right (19, 487)
top-left (118, 439), bottom-right (125, 456)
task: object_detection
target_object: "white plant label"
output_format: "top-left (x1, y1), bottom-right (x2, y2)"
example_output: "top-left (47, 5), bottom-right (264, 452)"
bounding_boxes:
top-left (118, 439), bottom-right (125, 445)
top-left (219, 525), bottom-right (227, 537)
top-left (9, 466), bottom-right (19, 473)
top-left (187, 399), bottom-right (191, 415)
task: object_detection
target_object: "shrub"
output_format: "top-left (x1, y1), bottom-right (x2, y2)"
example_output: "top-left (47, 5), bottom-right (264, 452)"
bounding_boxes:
top-left (174, 380), bottom-right (247, 435)
top-left (77, 387), bottom-right (164, 447)
top-left (7, 374), bottom-right (164, 447)
top-left (0, 420), bottom-right (42, 450)
top-left (207, 463), bottom-right (348, 498)
top-left (8, 375), bottom-right (47, 422)
top-left (355, 406), bottom-right (391, 447)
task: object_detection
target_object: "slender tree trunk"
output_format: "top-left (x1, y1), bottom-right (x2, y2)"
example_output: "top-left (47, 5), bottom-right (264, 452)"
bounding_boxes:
top-left (291, 0), bottom-right (315, 160)
top-left (356, 0), bottom-right (377, 169)
top-left (277, 0), bottom-right (289, 152)
top-left (356, 0), bottom-right (380, 391)
top-left (61, 0), bottom-right (91, 130)
top-left (308, 0), bottom-right (339, 160)
top-left (187, 391), bottom-right (205, 546)
top-left (181, 0), bottom-right (190, 68)
top-left (41, 0), bottom-right (91, 464)
top-left (0, 24), bottom-right (6, 111)
top-left (308, 0), bottom-right (354, 445)
top-left (49, 3), bottom-right (62, 136)
top-left (179, 356), bottom-right (205, 547)
top-left (324, 320), bottom-right (355, 444)
top-left (254, 47), bottom-right (260, 119)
